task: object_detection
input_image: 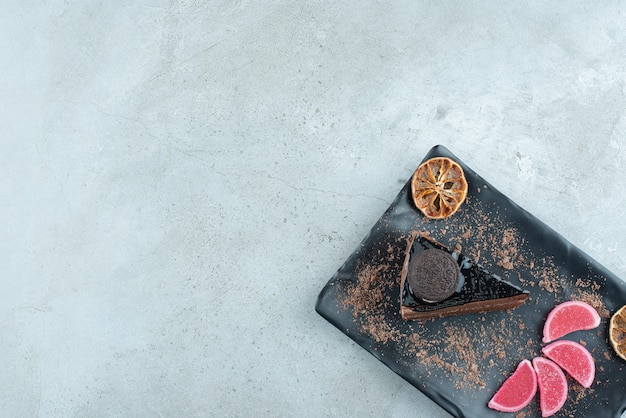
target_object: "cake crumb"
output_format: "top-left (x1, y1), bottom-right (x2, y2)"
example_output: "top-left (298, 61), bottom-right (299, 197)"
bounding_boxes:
top-left (571, 383), bottom-right (592, 403)
top-left (538, 275), bottom-right (560, 293)
top-left (494, 228), bottom-right (520, 270)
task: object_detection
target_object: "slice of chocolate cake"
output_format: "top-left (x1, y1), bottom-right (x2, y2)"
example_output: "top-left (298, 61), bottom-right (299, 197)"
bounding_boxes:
top-left (400, 234), bottom-right (529, 320)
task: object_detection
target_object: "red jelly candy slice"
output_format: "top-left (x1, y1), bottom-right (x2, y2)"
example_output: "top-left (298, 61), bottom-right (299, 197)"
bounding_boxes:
top-left (542, 340), bottom-right (595, 388)
top-left (533, 357), bottom-right (568, 417)
top-left (488, 359), bottom-right (537, 412)
top-left (542, 300), bottom-right (601, 343)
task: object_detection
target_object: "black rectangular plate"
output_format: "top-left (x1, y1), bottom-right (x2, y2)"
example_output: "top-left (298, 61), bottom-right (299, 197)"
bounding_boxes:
top-left (316, 145), bottom-right (626, 418)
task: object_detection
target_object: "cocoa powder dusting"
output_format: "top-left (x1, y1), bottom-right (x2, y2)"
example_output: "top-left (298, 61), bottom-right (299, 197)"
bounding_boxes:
top-left (361, 314), bottom-right (400, 344)
top-left (342, 264), bottom-right (388, 318)
top-left (572, 288), bottom-right (610, 318)
top-left (444, 326), bottom-right (485, 388)
top-left (495, 228), bottom-right (521, 270)
top-left (531, 257), bottom-right (565, 294)
top-left (334, 190), bottom-right (612, 409)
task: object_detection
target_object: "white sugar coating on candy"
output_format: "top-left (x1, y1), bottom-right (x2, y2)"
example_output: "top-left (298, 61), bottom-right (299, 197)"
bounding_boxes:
top-left (533, 357), bottom-right (568, 418)
top-left (542, 301), bottom-right (601, 343)
top-left (488, 359), bottom-right (537, 412)
top-left (542, 340), bottom-right (595, 388)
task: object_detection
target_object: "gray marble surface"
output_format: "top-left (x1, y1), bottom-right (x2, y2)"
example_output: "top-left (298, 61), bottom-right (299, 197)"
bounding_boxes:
top-left (2, 1), bottom-right (626, 417)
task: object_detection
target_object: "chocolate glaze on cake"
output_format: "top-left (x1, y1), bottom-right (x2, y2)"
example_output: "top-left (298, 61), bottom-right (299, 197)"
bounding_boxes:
top-left (401, 234), bottom-right (529, 320)
top-left (407, 249), bottom-right (461, 302)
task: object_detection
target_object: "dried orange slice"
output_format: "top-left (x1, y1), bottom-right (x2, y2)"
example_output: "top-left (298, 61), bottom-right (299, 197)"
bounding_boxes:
top-left (609, 305), bottom-right (626, 361)
top-left (411, 157), bottom-right (468, 219)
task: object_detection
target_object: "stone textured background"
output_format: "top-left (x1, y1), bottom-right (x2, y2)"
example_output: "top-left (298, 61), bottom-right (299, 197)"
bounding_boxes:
top-left (2, 1), bottom-right (625, 417)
